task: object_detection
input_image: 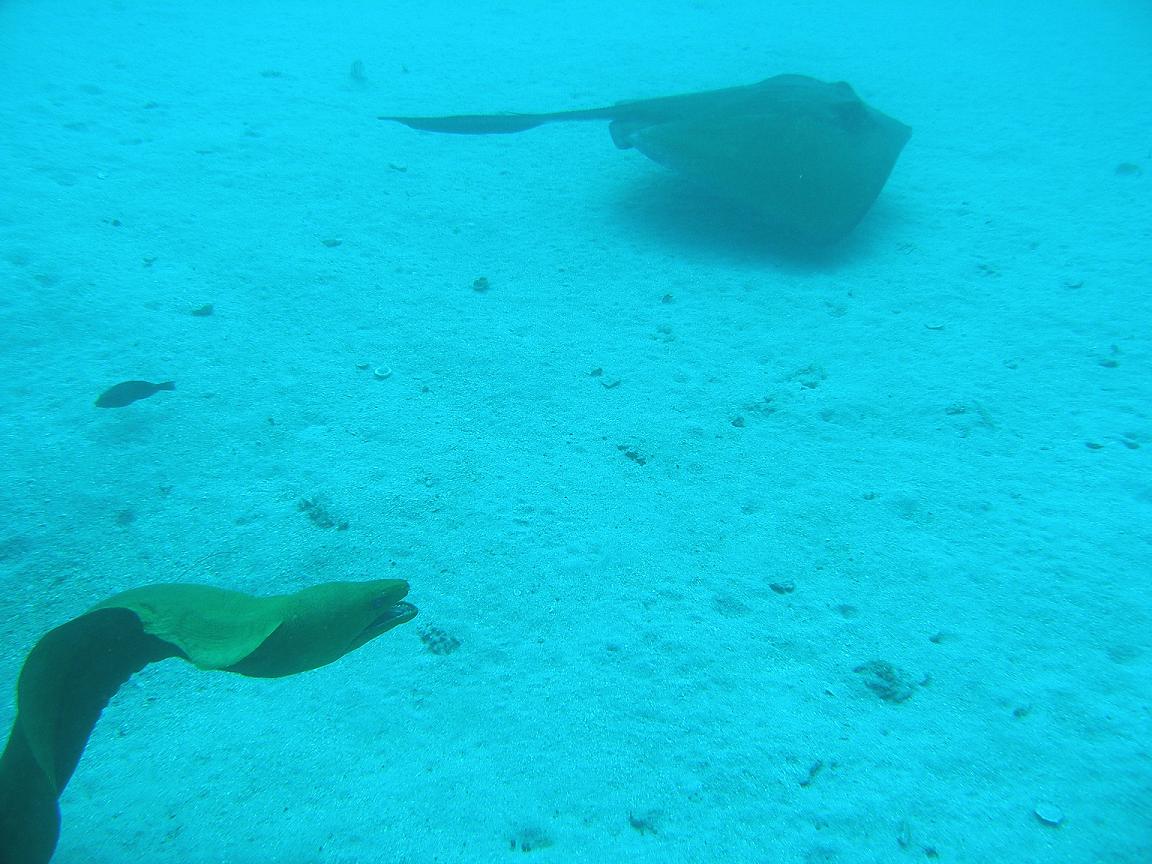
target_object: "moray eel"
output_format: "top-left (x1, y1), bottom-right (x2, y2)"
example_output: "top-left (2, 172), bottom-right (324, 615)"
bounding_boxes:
top-left (0, 580), bottom-right (416, 864)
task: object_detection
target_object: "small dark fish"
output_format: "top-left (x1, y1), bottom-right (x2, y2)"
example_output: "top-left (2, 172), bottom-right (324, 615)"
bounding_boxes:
top-left (95, 380), bottom-right (175, 408)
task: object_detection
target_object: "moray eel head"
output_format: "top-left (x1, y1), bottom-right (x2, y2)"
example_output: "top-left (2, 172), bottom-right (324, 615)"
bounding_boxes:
top-left (223, 578), bottom-right (418, 678)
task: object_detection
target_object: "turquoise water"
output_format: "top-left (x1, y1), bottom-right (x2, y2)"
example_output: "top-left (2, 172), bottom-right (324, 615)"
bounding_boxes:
top-left (0, 1), bottom-right (1148, 862)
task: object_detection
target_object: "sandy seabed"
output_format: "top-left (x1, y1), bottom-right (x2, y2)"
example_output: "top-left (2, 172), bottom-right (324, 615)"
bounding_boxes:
top-left (0, 1), bottom-right (1149, 862)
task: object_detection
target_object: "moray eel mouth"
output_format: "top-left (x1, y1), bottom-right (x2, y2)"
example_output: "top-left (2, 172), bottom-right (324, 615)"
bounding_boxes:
top-left (369, 599), bottom-right (418, 632)
top-left (351, 594), bottom-right (418, 652)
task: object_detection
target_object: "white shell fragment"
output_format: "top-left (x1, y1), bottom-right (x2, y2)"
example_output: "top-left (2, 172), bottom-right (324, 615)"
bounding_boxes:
top-left (1034, 802), bottom-right (1065, 827)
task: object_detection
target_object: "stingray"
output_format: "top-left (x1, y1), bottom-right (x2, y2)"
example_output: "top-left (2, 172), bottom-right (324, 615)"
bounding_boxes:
top-left (380, 74), bottom-right (911, 244)
top-left (0, 579), bottom-right (417, 863)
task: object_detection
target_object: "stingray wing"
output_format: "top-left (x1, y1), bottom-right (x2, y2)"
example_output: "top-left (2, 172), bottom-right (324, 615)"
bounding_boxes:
top-left (615, 77), bottom-right (911, 243)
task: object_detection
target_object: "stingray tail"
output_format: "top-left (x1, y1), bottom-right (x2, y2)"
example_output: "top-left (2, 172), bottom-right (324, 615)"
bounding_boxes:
top-left (379, 106), bottom-right (618, 135)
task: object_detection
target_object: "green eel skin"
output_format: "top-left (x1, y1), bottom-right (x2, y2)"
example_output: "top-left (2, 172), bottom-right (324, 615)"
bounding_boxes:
top-left (0, 580), bottom-right (416, 864)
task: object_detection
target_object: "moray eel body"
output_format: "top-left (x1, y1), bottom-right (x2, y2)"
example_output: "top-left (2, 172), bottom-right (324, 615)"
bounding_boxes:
top-left (0, 580), bottom-right (416, 864)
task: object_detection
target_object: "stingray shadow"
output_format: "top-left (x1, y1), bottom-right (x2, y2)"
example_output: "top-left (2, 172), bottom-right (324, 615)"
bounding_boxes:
top-left (608, 171), bottom-right (897, 270)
